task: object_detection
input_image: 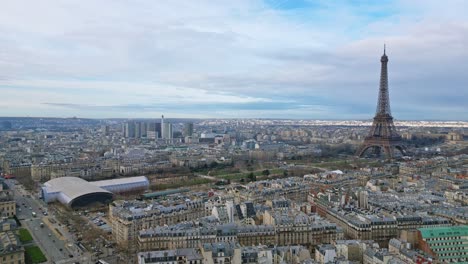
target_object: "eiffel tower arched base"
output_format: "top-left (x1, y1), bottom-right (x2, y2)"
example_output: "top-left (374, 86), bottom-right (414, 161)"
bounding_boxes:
top-left (356, 140), bottom-right (406, 159)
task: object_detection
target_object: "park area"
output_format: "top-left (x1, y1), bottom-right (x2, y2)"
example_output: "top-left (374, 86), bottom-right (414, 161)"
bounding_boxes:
top-left (16, 228), bottom-right (47, 263)
top-left (25, 246), bottom-right (47, 264)
top-left (18, 228), bottom-right (33, 243)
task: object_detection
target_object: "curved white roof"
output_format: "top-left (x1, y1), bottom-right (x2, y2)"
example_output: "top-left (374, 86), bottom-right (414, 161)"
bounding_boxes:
top-left (42, 177), bottom-right (112, 206)
top-left (92, 176), bottom-right (149, 188)
top-left (42, 176), bottom-right (149, 207)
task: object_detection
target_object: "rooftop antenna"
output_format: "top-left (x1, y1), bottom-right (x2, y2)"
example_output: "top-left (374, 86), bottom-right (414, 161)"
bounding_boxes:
top-left (384, 44), bottom-right (386, 55)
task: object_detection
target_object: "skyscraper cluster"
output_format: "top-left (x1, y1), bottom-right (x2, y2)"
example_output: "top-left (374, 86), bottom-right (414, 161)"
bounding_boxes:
top-left (122, 115), bottom-right (183, 140)
top-left (147, 122), bottom-right (161, 139)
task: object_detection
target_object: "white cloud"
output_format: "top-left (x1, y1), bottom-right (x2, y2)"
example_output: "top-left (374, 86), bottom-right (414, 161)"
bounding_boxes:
top-left (0, 0), bottom-right (467, 119)
top-left (0, 79), bottom-right (273, 105)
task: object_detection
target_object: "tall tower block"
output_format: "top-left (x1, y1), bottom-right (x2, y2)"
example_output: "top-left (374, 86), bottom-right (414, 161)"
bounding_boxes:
top-left (161, 115), bottom-right (164, 138)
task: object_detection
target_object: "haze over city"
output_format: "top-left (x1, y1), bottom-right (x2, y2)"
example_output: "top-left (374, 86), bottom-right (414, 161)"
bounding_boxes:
top-left (1, 0), bottom-right (467, 120)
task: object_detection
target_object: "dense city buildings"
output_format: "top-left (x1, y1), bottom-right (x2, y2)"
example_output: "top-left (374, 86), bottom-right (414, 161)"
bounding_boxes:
top-left (110, 198), bottom-right (206, 249)
top-left (0, 10), bottom-right (456, 264)
top-left (0, 219), bottom-right (25, 264)
top-left (0, 184), bottom-right (15, 218)
top-left (1, 0), bottom-right (468, 262)
top-left (0, 115), bottom-right (466, 263)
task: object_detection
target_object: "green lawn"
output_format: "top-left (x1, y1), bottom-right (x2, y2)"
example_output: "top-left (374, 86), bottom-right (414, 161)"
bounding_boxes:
top-left (218, 168), bottom-right (283, 180)
top-left (25, 246), bottom-right (47, 264)
top-left (18, 228), bottom-right (33, 243)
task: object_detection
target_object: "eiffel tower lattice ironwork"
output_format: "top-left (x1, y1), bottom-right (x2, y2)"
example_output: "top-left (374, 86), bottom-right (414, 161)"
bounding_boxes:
top-left (356, 46), bottom-right (406, 158)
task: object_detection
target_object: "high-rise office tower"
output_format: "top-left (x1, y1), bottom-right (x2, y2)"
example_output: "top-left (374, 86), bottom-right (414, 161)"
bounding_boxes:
top-left (147, 123), bottom-right (159, 139)
top-left (161, 115), bottom-right (173, 139)
top-left (183, 123), bottom-right (194, 137)
top-left (139, 122), bottom-right (147, 138)
top-left (130, 121), bottom-right (148, 138)
top-left (134, 122), bottom-right (141, 138)
top-left (155, 122), bottom-right (162, 138)
top-left (101, 125), bottom-right (110, 136)
top-left (161, 115), bottom-right (165, 139)
top-left (124, 121), bottom-right (136, 138)
top-left (162, 122), bottom-right (173, 139)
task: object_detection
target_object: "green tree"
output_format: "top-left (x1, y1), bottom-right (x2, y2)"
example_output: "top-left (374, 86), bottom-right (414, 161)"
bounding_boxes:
top-left (247, 172), bottom-right (256, 181)
top-left (210, 161), bottom-right (219, 168)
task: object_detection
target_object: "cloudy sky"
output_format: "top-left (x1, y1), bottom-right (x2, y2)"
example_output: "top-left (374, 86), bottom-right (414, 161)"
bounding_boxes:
top-left (0, 0), bottom-right (467, 120)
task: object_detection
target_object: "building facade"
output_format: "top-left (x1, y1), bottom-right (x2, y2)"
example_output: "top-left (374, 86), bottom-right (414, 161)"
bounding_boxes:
top-left (418, 226), bottom-right (468, 263)
top-left (110, 200), bottom-right (206, 250)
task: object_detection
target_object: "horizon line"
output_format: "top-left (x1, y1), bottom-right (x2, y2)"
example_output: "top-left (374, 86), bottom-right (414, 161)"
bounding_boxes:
top-left (0, 116), bottom-right (467, 122)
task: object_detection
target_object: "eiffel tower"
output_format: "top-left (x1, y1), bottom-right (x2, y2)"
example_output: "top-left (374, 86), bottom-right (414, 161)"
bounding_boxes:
top-left (356, 46), bottom-right (405, 159)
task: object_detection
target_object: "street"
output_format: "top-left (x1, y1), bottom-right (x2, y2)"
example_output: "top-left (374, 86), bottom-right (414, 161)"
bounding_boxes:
top-left (5, 179), bottom-right (94, 264)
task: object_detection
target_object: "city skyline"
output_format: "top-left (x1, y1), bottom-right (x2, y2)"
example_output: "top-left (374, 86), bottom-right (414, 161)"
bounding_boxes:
top-left (1, 2), bottom-right (467, 263)
top-left (1, 1), bottom-right (467, 120)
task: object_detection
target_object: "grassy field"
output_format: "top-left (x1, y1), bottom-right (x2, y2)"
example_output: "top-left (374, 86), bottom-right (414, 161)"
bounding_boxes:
top-left (217, 168), bottom-right (284, 180)
top-left (149, 157), bottom-right (384, 191)
top-left (25, 246), bottom-right (47, 264)
top-left (192, 167), bottom-right (240, 176)
top-left (18, 228), bottom-right (33, 243)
